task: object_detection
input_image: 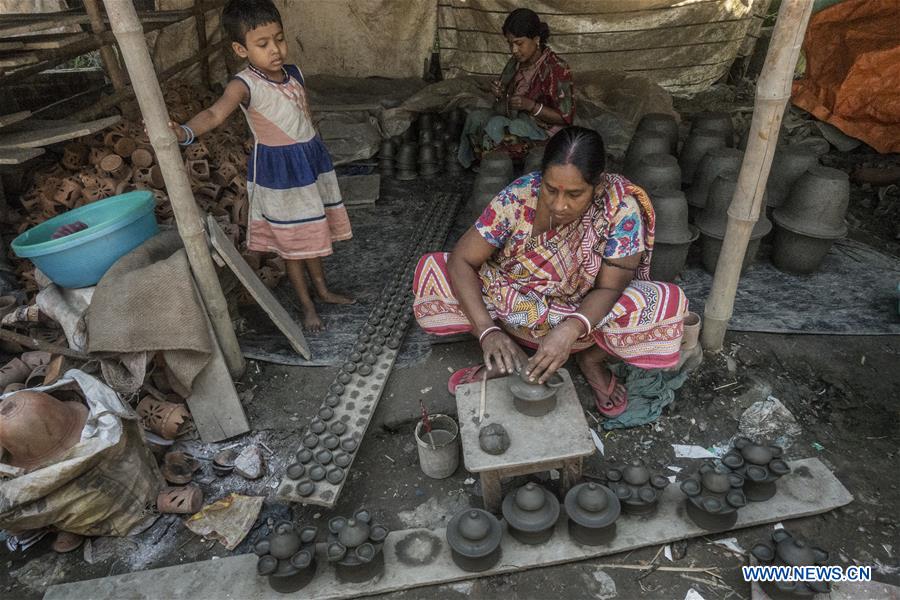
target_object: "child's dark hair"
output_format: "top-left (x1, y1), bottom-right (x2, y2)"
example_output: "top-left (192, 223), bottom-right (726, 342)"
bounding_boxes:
top-left (222, 0), bottom-right (283, 45)
top-left (541, 127), bottom-right (607, 185)
top-left (502, 8), bottom-right (550, 48)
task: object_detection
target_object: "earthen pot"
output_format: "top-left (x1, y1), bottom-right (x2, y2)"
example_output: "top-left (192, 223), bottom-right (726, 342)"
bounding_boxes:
top-left (636, 112), bottom-right (679, 154)
top-left (131, 148), bottom-right (155, 169)
top-left (685, 147), bottom-right (744, 210)
top-left (630, 153), bottom-right (681, 195)
top-left (446, 509), bottom-right (503, 572)
top-left (522, 145), bottom-right (545, 174)
top-left (99, 153), bottom-right (126, 179)
top-left (771, 225), bottom-right (841, 275)
top-left (679, 128), bottom-right (727, 185)
top-left (113, 136), bottom-right (137, 158)
top-left (502, 482), bottom-right (560, 544)
top-left (690, 112), bottom-right (734, 147)
top-left (681, 311), bottom-right (701, 351)
top-left (379, 139), bottom-right (395, 158)
top-left (766, 145), bottom-right (819, 208)
top-left (624, 131), bottom-right (670, 179)
top-left (649, 190), bottom-right (697, 282)
top-left (751, 529), bottom-right (831, 599)
top-left (0, 391), bottom-right (88, 472)
top-left (61, 143), bottom-right (89, 171)
top-left (565, 482), bottom-right (621, 546)
top-left (773, 165), bottom-right (849, 239)
top-left (480, 151), bottom-right (514, 182)
top-left (418, 144), bottom-right (437, 165)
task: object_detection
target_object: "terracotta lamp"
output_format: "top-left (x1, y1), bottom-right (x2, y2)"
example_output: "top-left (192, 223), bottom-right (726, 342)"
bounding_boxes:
top-left (0, 391), bottom-right (88, 472)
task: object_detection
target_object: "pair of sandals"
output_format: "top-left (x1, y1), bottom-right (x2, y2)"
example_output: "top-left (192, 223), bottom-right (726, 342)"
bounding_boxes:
top-left (448, 364), bottom-right (627, 418)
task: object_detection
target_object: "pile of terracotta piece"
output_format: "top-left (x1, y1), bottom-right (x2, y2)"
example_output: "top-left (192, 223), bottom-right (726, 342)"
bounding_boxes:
top-left (8, 81), bottom-right (288, 296)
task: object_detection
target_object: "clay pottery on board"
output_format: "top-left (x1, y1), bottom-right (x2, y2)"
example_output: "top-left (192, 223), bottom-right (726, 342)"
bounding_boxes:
top-left (606, 459), bottom-right (670, 516)
top-left (680, 462), bottom-right (747, 531)
top-left (690, 112), bottom-right (734, 147)
top-left (256, 523), bottom-right (318, 593)
top-left (679, 128), bottom-right (727, 185)
top-left (327, 509), bottom-right (389, 583)
top-left (480, 151), bottom-right (514, 182)
top-left (0, 391), bottom-right (88, 472)
top-left (502, 482), bottom-right (560, 544)
top-left (565, 482), bottom-right (621, 546)
top-left (685, 147), bottom-right (744, 212)
top-left (509, 370), bottom-right (564, 417)
top-left (722, 436), bottom-right (791, 502)
top-left (696, 173), bottom-right (771, 274)
top-left (636, 112), bottom-right (679, 154)
top-left (624, 131), bottom-right (670, 180)
top-left (649, 190), bottom-right (697, 282)
top-left (766, 145), bottom-right (819, 208)
top-left (750, 529), bottom-right (831, 599)
top-left (630, 153), bottom-right (681, 196)
top-left (446, 509), bottom-right (503, 572)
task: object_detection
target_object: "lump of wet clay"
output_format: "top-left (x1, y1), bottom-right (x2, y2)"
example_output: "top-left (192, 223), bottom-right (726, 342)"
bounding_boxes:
top-left (479, 423), bottom-right (510, 455)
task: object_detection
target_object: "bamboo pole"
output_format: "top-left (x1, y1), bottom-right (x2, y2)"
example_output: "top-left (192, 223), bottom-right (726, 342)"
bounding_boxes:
top-left (82, 0), bottom-right (129, 93)
top-left (101, 0), bottom-right (245, 378)
top-left (193, 0), bottom-right (211, 87)
top-left (700, 0), bottom-right (813, 351)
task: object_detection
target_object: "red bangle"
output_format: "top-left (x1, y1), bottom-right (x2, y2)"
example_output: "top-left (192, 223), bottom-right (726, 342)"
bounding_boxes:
top-left (566, 312), bottom-right (593, 338)
top-left (478, 326), bottom-right (502, 345)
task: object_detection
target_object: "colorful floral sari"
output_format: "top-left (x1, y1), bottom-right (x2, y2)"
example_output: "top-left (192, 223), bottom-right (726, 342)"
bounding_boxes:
top-left (413, 172), bottom-right (687, 370)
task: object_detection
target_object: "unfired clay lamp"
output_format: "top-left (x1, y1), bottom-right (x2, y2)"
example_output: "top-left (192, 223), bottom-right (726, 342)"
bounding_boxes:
top-left (721, 437), bottom-right (791, 502)
top-left (606, 459), bottom-right (670, 515)
top-left (255, 522), bottom-right (318, 593)
top-left (680, 462), bottom-right (747, 530)
top-left (750, 529), bottom-right (830, 599)
top-left (327, 509), bottom-right (389, 583)
top-left (501, 482), bottom-right (560, 544)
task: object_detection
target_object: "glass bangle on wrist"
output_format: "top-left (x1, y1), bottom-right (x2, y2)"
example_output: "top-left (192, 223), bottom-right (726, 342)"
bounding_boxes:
top-left (565, 312), bottom-right (593, 339)
top-left (179, 124), bottom-right (195, 146)
top-left (478, 326), bottom-right (502, 345)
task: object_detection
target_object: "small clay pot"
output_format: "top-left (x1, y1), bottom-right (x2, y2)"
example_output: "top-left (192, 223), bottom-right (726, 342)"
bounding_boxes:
top-left (679, 128), bottom-right (727, 185)
top-left (651, 189), bottom-right (693, 245)
top-left (630, 153), bottom-right (681, 195)
top-left (700, 234), bottom-right (763, 275)
top-left (522, 146), bottom-right (545, 174)
top-left (685, 147), bottom-right (744, 209)
top-left (766, 145), bottom-right (819, 208)
top-left (379, 139), bottom-right (395, 158)
top-left (113, 136), bottom-right (137, 158)
top-left (418, 144), bottom-right (437, 165)
top-left (690, 112), bottom-right (734, 146)
top-left (624, 131), bottom-right (670, 179)
top-left (157, 484), bottom-right (203, 514)
top-left (696, 173), bottom-right (771, 240)
top-left (773, 165), bottom-right (849, 238)
top-left (395, 143), bottom-right (418, 168)
top-left (681, 311), bottom-right (701, 350)
top-left (187, 159), bottom-right (210, 182)
top-left (99, 153), bottom-right (126, 179)
top-left (131, 148), bottom-right (154, 169)
top-left (149, 165), bottom-right (166, 188)
top-left (636, 113), bottom-right (679, 154)
top-left (480, 151), bottom-right (514, 181)
top-left (61, 143), bottom-right (89, 171)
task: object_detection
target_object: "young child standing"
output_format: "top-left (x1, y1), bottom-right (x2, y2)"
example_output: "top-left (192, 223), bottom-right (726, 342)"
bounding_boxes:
top-left (170, 0), bottom-right (353, 332)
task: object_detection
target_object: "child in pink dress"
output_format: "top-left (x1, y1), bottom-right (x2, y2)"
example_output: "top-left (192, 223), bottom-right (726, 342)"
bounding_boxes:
top-left (170, 0), bottom-right (352, 332)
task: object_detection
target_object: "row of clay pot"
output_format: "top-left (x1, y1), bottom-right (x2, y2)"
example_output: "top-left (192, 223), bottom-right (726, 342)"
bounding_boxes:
top-left (380, 112), bottom-right (465, 180)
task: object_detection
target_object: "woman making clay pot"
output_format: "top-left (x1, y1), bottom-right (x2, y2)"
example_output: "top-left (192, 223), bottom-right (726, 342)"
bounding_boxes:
top-left (457, 8), bottom-right (574, 168)
top-left (413, 127), bottom-right (688, 417)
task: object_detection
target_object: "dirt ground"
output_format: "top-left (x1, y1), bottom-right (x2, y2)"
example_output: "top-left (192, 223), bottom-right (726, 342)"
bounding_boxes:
top-left (2, 87), bottom-right (900, 599)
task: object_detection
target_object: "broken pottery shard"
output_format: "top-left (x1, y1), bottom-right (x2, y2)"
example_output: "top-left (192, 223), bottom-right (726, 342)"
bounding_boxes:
top-left (234, 445), bottom-right (266, 480)
top-left (479, 423), bottom-right (510, 455)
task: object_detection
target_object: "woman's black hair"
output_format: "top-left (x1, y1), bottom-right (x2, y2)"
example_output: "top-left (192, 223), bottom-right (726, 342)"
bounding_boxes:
top-left (541, 127), bottom-right (607, 185)
top-left (502, 8), bottom-right (550, 48)
top-left (222, 0), bottom-right (283, 45)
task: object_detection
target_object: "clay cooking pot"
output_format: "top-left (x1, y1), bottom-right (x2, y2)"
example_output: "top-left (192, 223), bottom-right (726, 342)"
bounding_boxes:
top-left (0, 391), bottom-right (88, 471)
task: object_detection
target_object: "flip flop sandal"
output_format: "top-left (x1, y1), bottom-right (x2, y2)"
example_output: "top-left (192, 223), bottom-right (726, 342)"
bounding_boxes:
top-left (51, 531), bottom-right (84, 553)
top-left (157, 484), bottom-right (203, 514)
top-left (448, 364), bottom-right (486, 395)
top-left (585, 371), bottom-right (628, 418)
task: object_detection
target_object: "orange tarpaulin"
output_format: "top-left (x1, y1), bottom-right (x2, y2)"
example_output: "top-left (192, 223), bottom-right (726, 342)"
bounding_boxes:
top-left (791, 0), bottom-right (900, 154)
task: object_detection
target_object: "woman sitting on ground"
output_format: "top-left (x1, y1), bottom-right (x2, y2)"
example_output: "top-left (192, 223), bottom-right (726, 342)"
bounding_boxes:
top-left (415, 127), bottom-right (688, 417)
top-left (458, 8), bottom-right (575, 168)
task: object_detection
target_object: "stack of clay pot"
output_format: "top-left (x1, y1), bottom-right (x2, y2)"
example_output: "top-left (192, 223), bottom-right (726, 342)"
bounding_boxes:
top-left (635, 113), bottom-right (679, 155)
top-left (685, 147), bottom-right (744, 220)
top-left (648, 189), bottom-right (697, 282)
top-left (378, 139), bottom-right (395, 177)
top-left (631, 153), bottom-right (681, 197)
top-left (623, 130), bottom-right (670, 181)
top-left (765, 145), bottom-right (819, 209)
top-left (465, 151), bottom-right (513, 224)
top-left (394, 142), bottom-right (418, 181)
top-left (418, 142), bottom-right (440, 178)
top-left (522, 145), bottom-right (545, 175)
top-left (696, 171), bottom-right (771, 274)
top-left (772, 165), bottom-right (849, 274)
top-left (678, 112), bottom-right (733, 185)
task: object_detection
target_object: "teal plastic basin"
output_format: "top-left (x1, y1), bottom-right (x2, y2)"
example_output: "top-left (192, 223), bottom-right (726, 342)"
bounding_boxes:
top-left (12, 190), bottom-right (159, 288)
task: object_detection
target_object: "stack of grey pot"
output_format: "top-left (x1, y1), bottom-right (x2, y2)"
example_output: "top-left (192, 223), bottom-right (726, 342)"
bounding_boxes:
top-left (685, 147), bottom-right (744, 220)
top-left (522, 145), bottom-right (545, 175)
top-left (772, 165), bottom-right (849, 274)
top-left (465, 151), bottom-right (513, 224)
top-left (679, 112), bottom-right (733, 186)
top-left (378, 139), bottom-right (395, 178)
top-left (696, 171), bottom-right (771, 274)
top-left (765, 145), bottom-right (820, 210)
top-left (395, 142), bottom-right (418, 181)
top-left (417, 113), bottom-right (441, 178)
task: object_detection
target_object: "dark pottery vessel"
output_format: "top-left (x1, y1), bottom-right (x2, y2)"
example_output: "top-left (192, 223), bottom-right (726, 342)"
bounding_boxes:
top-left (679, 128), bottom-right (727, 185)
top-left (751, 528), bottom-right (830, 600)
top-left (680, 462), bottom-right (746, 531)
top-left (650, 229), bottom-right (699, 282)
top-left (564, 482), bottom-right (620, 546)
top-left (509, 370), bottom-right (564, 417)
top-left (606, 459), bottom-right (670, 516)
top-left (766, 145), bottom-right (819, 208)
top-left (651, 189), bottom-right (693, 245)
top-left (630, 153), bottom-right (681, 195)
top-left (327, 509), bottom-right (389, 583)
top-left (721, 437), bottom-right (791, 502)
top-left (636, 112), bottom-right (679, 154)
top-left (624, 131), bottom-right (670, 179)
top-left (690, 112), bottom-right (734, 146)
top-left (446, 509), bottom-right (503, 572)
top-left (502, 482), bottom-right (560, 545)
top-left (480, 151), bottom-right (514, 181)
top-left (256, 522), bottom-right (318, 593)
top-left (522, 145), bottom-right (545, 174)
top-left (771, 225), bottom-right (840, 275)
top-left (479, 423), bottom-right (511, 455)
top-left (685, 147), bottom-right (744, 210)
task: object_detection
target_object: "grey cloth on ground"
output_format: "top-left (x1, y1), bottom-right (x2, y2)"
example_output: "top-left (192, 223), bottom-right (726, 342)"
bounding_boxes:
top-left (601, 362), bottom-right (688, 430)
top-left (86, 230), bottom-right (211, 393)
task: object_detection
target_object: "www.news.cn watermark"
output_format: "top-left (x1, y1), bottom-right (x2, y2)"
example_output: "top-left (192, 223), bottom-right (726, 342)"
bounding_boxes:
top-left (742, 565), bottom-right (872, 583)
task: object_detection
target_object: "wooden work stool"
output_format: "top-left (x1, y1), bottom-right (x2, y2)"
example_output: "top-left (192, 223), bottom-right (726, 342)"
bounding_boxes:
top-left (455, 368), bottom-right (595, 513)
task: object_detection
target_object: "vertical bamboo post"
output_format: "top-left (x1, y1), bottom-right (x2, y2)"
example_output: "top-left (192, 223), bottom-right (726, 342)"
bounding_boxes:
top-left (700, 0), bottom-right (813, 351)
top-left (101, 0), bottom-right (245, 378)
top-left (82, 0), bottom-right (129, 93)
top-left (193, 0), bottom-right (211, 87)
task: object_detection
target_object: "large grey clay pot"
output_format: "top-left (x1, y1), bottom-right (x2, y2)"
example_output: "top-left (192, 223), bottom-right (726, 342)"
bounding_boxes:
top-left (624, 131), bottom-right (670, 179)
top-left (766, 145), bottom-right (819, 208)
top-left (773, 165), bottom-right (849, 238)
top-left (473, 173), bottom-right (509, 197)
top-left (771, 225), bottom-right (841, 275)
top-left (691, 112), bottom-right (734, 147)
top-left (395, 143), bottom-right (418, 168)
top-left (685, 147), bottom-right (744, 210)
top-left (700, 234), bottom-right (762, 274)
top-left (630, 153), bottom-right (681, 196)
top-left (522, 146), bottom-right (545, 174)
top-left (481, 151), bottom-right (514, 182)
top-left (652, 189), bottom-right (693, 245)
top-left (636, 113), bottom-right (679, 155)
top-left (651, 226), bottom-right (699, 282)
top-left (679, 128), bottom-right (727, 185)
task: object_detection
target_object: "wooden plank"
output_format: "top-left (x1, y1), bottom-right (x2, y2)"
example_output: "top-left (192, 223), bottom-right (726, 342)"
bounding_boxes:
top-left (207, 216), bottom-right (311, 359)
top-left (0, 115), bottom-right (120, 149)
top-left (0, 41), bottom-right (24, 52)
top-left (0, 52), bottom-right (38, 68)
top-left (0, 146), bottom-right (44, 165)
top-left (0, 14), bottom-right (87, 38)
top-left (0, 111), bottom-right (30, 129)
top-left (456, 369), bottom-right (595, 473)
top-left (185, 305), bottom-right (250, 443)
top-left (44, 458), bottom-right (853, 600)
top-left (1, 32), bottom-right (88, 50)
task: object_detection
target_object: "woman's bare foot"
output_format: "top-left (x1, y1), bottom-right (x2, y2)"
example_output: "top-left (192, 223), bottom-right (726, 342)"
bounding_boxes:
top-left (316, 290), bottom-right (356, 305)
top-left (576, 347), bottom-right (627, 413)
top-left (301, 305), bottom-right (325, 332)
